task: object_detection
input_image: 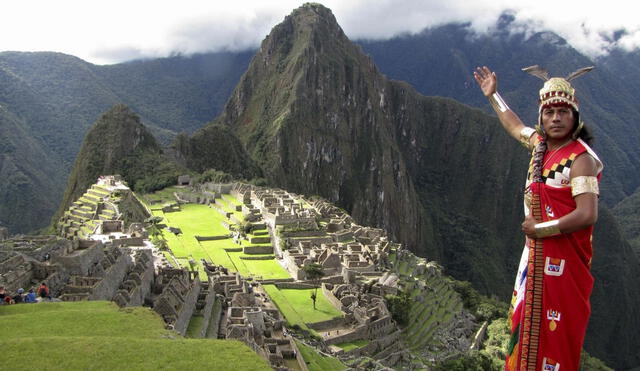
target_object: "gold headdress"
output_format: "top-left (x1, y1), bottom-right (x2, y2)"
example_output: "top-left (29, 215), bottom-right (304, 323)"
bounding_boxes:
top-left (522, 65), bottom-right (594, 111)
top-left (523, 65), bottom-right (594, 136)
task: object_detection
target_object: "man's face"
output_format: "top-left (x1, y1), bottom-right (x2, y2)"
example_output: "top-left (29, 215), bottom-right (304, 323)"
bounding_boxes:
top-left (541, 105), bottom-right (574, 141)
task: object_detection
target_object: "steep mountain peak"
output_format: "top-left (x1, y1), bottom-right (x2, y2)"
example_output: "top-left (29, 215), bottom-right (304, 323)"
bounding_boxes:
top-left (54, 104), bottom-right (183, 226)
top-left (256, 3), bottom-right (349, 70)
top-left (91, 103), bottom-right (160, 153)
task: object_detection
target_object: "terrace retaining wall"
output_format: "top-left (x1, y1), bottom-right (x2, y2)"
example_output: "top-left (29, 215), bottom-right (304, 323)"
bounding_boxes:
top-left (195, 235), bottom-right (230, 241)
top-left (324, 326), bottom-right (367, 345)
top-left (240, 256), bottom-right (274, 261)
top-left (243, 245), bottom-right (273, 254)
top-left (307, 317), bottom-right (347, 332)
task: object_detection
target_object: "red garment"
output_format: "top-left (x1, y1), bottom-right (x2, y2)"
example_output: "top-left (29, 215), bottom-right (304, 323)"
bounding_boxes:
top-left (506, 139), bottom-right (602, 371)
top-left (38, 284), bottom-right (49, 297)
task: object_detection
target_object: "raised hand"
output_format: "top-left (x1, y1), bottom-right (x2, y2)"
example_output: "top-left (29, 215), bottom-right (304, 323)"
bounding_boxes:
top-left (473, 66), bottom-right (497, 97)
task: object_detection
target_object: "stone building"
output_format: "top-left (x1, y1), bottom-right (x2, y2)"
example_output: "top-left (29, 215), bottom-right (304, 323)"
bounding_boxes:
top-left (151, 267), bottom-right (201, 336)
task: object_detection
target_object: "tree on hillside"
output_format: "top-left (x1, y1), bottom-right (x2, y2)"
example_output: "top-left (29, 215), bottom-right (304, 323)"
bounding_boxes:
top-left (303, 263), bottom-right (324, 310)
top-left (146, 216), bottom-right (168, 250)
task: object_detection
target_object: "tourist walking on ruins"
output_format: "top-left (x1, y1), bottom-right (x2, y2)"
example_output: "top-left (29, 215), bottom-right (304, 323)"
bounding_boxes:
top-left (474, 65), bottom-right (602, 371)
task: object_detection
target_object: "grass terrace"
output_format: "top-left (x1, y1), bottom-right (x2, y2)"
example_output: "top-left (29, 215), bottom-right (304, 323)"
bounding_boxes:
top-left (147, 195), bottom-right (289, 280)
top-left (141, 186), bottom-right (183, 207)
top-left (335, 339), bottom-right (370, 352)
top-left (161, 203), bottom-right (229, 236)
top-left (263, 285), bottom-right (342, 331)
top-left (0, 301), bottom-right (271, 370)
top-left (295, 340), bottom-right (346, 371)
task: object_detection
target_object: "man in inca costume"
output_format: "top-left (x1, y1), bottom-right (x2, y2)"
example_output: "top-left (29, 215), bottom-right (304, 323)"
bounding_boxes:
top-left (474, 65), bottom-right (603, 371)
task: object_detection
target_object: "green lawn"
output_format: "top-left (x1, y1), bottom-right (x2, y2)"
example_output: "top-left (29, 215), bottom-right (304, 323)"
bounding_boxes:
top-left (335, 339), bottom-right (369, 351)
top-left (186, 315), bottom-right (204, 338)
top-left (141, 186), bottom-right (182, 205)
top-left (233, 258), bottom-right (291, 279)
top-left (222, 194), bottom-right (242, 207)
top-left (0, 301), bottom-right (271, 371)
top-left (153, 202), bottom-right (289, 280)
top-left (295, 340), bottom-right (346, 371)
top-left (263, 285), bottom-right (342, 328)
top-left (162, 203), bottom-right (229, 236)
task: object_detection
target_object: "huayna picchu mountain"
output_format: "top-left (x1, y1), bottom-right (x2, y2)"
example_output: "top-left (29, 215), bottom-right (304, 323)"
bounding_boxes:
top-left (54, 104), bottom-right (184, 225)
top-left (182, 4), bottom-right (640, 368)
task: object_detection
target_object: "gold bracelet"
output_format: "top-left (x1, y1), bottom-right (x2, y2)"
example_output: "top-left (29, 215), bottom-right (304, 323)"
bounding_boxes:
top-left (571, 176), bottom-right (599, 197)
top-left (489, 92), bottom-right (510, 113)
top-left (519, 127), bottom-right (536, 148)
top-left (535, 220), bottom-right (561, 238)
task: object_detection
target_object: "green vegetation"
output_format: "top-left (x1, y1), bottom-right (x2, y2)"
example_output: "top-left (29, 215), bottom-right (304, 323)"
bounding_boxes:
top-left (480, 317), bottom-right (510, 369)
top-left (302, 263), bottom-right (325, 310)
top-left (149, 199), bottom-right (289, 280)
top-left (141, 186), bottom-right (182, 206)
top-left (612, 189), bottom-right (640, 256)
top-left (295, 340), bottom-right (346, 371)
top-left (449, 280), bottom-right (508, 322)
top-left (335, 339), bottom-right (369, 351)
top-left (391, 253), bottom-right (465, 352)
top-left (433, 351), bottom-right (495, 371)
top-left (174, 124), bottom-right (262, 180)
top-left (580, 350), bottom-right (614, 371)
top-left (385, 290), bottom-right (411, 326)
top-left (161, 203), bottom-right (229, 236)
top-left (192, 169), bottom-right (234, 185)
top-left (0, 301), bottom-right (271, 370)
top-left (263, 285), bottom-right (342, 329)
top-left (186, 315), bottom-right (205, 338)
top-left (53, 104), bottom-right (187, 227)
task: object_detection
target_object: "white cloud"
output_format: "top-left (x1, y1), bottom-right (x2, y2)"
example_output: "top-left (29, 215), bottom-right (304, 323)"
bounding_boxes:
top-left (1, 0), bottom-right (639, 64)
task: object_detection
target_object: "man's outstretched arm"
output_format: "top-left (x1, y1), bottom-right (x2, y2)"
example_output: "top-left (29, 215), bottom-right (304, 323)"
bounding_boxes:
top-left (473, 66), bottom-right (535, 147)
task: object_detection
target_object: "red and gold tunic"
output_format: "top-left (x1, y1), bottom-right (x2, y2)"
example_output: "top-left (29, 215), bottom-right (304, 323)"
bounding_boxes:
top-left (506, 137), bottom-right (603, 371)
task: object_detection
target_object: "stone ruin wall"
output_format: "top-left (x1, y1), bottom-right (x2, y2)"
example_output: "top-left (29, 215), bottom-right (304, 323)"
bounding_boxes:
top-left (152, 269), bottom-right (202, 336)
top-left (60, 246), bottom-right (133, 301)
top-left (113, 249), bottom-right (155, 307)
top-left (51, 242), bottom-right (105, 277)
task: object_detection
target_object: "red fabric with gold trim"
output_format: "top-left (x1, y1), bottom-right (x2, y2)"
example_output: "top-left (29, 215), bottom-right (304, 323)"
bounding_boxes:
top-left (506, 139), bottom-right (598, 371)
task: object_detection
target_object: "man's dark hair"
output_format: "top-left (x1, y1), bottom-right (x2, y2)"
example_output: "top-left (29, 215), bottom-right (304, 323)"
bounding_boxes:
top-left (573, 110), bottom-right (594, 146)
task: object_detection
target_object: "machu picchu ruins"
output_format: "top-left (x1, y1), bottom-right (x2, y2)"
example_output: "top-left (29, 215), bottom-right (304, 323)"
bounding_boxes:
top-left (1, 175), bottom-right (489, 370)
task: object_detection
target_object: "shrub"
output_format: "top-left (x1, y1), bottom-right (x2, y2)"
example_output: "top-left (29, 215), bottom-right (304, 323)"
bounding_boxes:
top-left (385, 290), bottom-right (411, 326)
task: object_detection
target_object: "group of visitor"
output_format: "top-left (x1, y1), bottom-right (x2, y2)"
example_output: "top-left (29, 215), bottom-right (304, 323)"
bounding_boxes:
top-left (0, 283), bottom-right (51, 305)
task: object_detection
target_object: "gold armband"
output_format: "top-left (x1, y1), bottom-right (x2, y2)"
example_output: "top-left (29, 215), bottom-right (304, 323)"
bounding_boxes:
top-left (571, 176), bottom-right (599, 197)
top-left (519, 127), bottom-right (536, 148)
top-left (535, 220), bottom-right (561, 238)
top-left (489, 92), bottom-right (510, 113)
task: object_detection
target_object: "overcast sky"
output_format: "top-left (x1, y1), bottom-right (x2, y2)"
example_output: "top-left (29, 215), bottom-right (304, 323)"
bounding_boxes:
top-left (2, 0), bottom-right (639, 65)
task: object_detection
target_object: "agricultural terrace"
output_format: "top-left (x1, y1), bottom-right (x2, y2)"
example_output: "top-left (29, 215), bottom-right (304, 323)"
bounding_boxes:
top-left (0, 301), bottom-right (271, 370)
top-left (389, 252), bottom-right (464, 351)
top-left (263, 285), bottom-right (342, 331)
top-left (141, 189), bottom-right (289, 280)
top-left (295, 340), bottom-right (346, 371)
